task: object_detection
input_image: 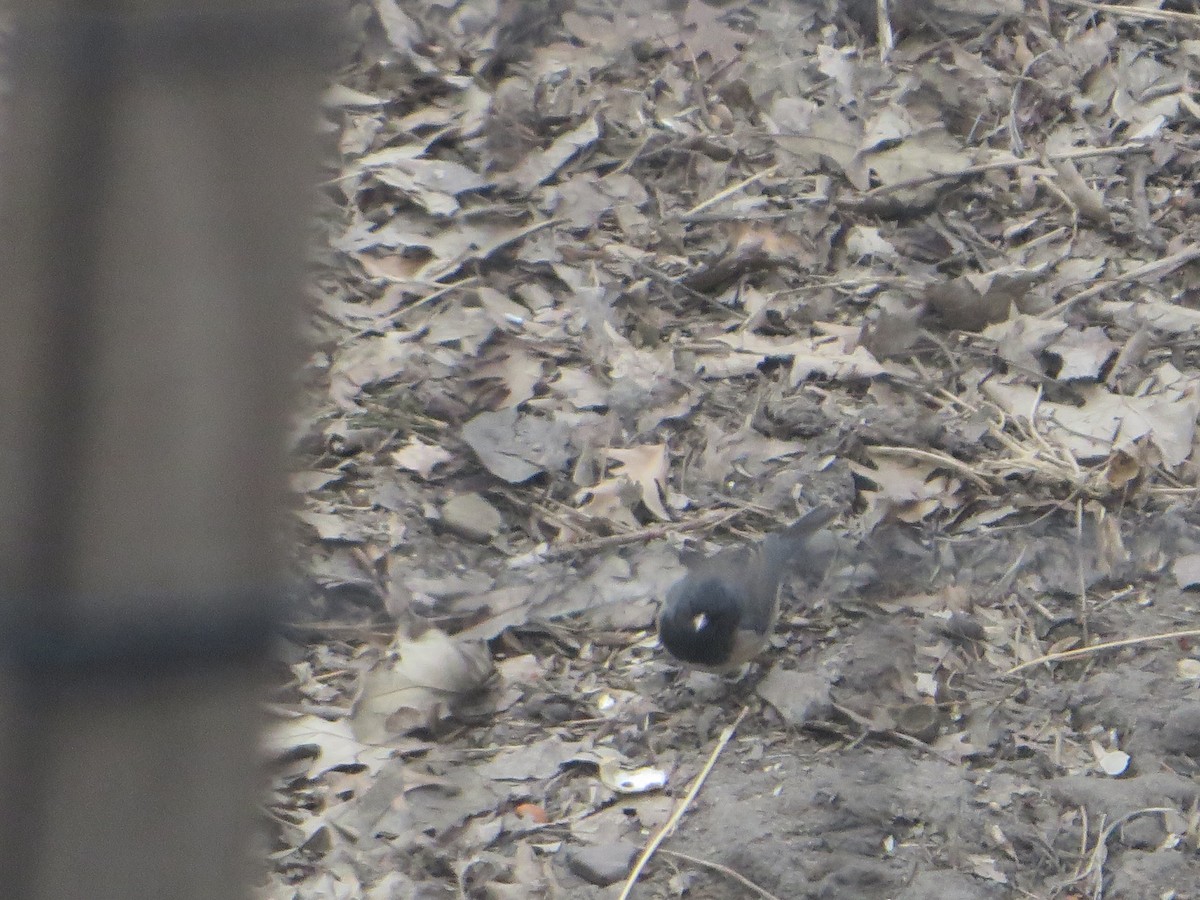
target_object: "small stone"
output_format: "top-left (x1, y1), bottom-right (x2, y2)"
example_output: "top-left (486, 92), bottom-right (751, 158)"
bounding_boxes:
top-left (1162, 703), bottom-right (1200, 757)
top-left (567, 841), bottom-right (638, 887)
top-left (941, 612), bottom-right (986, 644)
top-left (1119, 814), bottom-right (1166, 850)
top-left (896, 703), bottom-right (941, 743)
top-left (756, 668), bottom-right (832, 726)
top-left (441, 493), bottom-right (503, 543)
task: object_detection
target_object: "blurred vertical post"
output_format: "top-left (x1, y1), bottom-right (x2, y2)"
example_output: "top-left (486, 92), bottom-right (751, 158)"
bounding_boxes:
top-left (0, 2), bottom-right (333, 898)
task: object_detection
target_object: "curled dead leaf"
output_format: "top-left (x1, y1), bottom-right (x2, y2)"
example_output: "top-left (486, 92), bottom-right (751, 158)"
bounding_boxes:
top-left (461, 407), bottom-right (572, 483)
top-left (927, 270), bottom-right (1030, 331)
top-left (264, 714), bottom-right (392, 779)
top-left (602, 444), bottom-right (671, 521)
top-left (392, 435), bottom-right (453, 479)
top-left (353, 628), bottom-right (497, 742)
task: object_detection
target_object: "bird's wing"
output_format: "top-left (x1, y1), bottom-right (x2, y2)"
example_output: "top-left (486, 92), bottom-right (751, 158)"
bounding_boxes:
top-left (756, 505), bottom-right (836, 588)
top-left (681, 506), bottom-right (837, 633)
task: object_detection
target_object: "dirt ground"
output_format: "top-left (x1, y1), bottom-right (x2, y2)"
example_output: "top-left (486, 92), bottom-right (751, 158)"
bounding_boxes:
top-left (265, 2), bottom-right (1200, 898)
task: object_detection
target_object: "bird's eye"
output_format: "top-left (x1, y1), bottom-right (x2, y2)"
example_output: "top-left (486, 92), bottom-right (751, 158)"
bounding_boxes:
top-left (692, 612), bottom-right (708, 632)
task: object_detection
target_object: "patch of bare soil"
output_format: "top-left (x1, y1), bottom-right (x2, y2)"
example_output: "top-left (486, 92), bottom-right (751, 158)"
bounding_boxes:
top-left (266, 2), bottom-right (1200, 898)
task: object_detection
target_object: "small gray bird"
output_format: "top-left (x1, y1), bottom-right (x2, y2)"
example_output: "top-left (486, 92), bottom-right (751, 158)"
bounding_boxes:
top-left (656, 506), bottom-right (837, 672)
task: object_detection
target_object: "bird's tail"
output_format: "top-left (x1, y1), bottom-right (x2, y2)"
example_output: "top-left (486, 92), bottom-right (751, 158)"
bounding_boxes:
top-left (759, 504), bottom-right (838, 582)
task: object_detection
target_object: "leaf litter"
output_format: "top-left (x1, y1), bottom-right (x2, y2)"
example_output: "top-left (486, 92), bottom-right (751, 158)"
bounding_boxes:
top-left (270, 1), bottom-right (1200, 898)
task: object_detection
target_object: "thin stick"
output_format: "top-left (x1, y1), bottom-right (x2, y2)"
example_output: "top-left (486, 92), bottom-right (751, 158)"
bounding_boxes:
top-left (1075, 499), bottom-right (1088, 642)
top-left (617, 706), bottom-right (749, 900)
top-left (1006, 629), bottom-right (1200, 675)
top-left (1056, 807), bottom-right (1173, 896)
top-left (855, 141), bottom-right (1146, 200)
top-left (1038, 244), bottom-right (1200, 320)
top-left (875, 0), bottom-right (893, 62)
top-left (533, 509), bottom-right (742, 562)
top-left (830, 702), bottom-right (960, 766)
top-left (868, 445), bottom-right (994, 490)
top-left (1054, 0), bottom-right (1200, 26)
top-left (680, 166), bottom-right (777, 220)
top-left (657, 849), bottom-right (785, 900)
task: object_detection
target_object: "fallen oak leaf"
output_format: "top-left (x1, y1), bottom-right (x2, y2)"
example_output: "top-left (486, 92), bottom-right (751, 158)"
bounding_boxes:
top-left (574, 477), bottom-right (642, 530)
top-left (461, 407), bottom-right (573, 483)
top-left (391, 435), bottom-right (453, 479)
top-left (605, 444), bottom-right (671, 521)
top-left (264, 714), bottom-right (392, 779)
top-left (352, 628), bottom-right (497, 742)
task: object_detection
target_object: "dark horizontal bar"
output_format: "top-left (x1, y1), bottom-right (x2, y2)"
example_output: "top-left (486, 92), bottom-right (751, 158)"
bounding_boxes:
top-left (0, 589), bottom-right (288, 680)
top-left (7, 2), bottom-right (341, 74)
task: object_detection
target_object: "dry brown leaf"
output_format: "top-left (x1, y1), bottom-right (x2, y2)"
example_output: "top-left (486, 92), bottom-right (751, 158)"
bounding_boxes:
top-left (478, 736), bottom-right (587, 782)
top-left (508, 115), bottom-right (602, 191)
top-left (372, 0), bottom-right (419, 54)
top-left (352, 629), bottom-right (496, 743)
top-left (296, 510), bottom-right (367, 543)
top-left (468, 344), bottom-right (545, 409)
top-left (982, 314), bottom-right (1067, 372)
top-left (368, 157), bottom-right (493, 216)
top-left (603, 321), bottom-right (674, 383)
top-left (1173, 554), bottom-right (1200, 589)
top-left (423, 302), bottom-right (497, 353)
top-left (605, 444), bottom-right (671, 521)
top-left (772, 98), bottom-right (868, 188)
top-left (984, 370), bottom-right (1200, 466)
top-left (391, 435), bottom-right (453, 479)
top-left (705, 331), bottom-right (886, 384)
top-left (289, 470), bottom-right (345, 493)
top-left (680, 0), bottom-right (744, 65)
top-left (265, 715), bottom-right (392, 779)
top-left (461, 407), bottom-right (573, 483)
top-left (328, 329), bottom-right (423, 409)
top-left (1044, 326), bottom-right (1118, 381)
top-left (575, 476), bottom-right (642, 530)
top-left (932, 730), bottom-right (986, 765)
top-left (1098, 299), bottom-right (1200, 334)
top-left (789, 341), bottom-right (887, 384)
top-left (548, 366), bottom-right (610, 410)
top-left (851, 453), bottom-right (963, 526)
top-left (864, 126), bottom-right (974, 189)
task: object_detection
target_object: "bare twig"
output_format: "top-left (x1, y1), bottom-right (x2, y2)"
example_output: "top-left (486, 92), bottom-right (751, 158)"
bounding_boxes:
top-left (876, 0), bottom-right (894, 62)
top-left (868, 445), bottom-right (994, 490)
top-left (533, 509), bottom-right (743, 562)
top-left (1053, 0), bottom-right (1200, 26)
top-left (831, 702), bottom-right (960, 765)
top-left (1075, 499), bottom-right (1089, 642)
top-left (1057, 807), bottom-right (1174, 898)
top-left (658, 849), bottom-right (786, 900)
top-left (680, 165), bottom-right (778, 220)
top-left (617, 706), bottom-right (749, 900)
top-left (854, 141), bottom-right (1147, 200)
top-left (1006, 629), bottom-right (1200, 675)
top-left (1038, 244), bottom-right (1200, 320)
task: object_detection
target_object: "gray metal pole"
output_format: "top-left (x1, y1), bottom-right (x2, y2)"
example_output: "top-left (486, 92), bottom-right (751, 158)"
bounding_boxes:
top-left (0, 4), bottom-right (334, 897)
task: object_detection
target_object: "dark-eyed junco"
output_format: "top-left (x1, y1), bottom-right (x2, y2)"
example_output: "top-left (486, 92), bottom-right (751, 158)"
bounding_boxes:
top-left (656, 506), bottom-right (837, 673)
